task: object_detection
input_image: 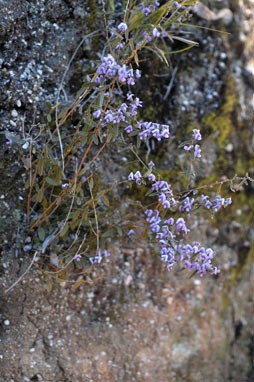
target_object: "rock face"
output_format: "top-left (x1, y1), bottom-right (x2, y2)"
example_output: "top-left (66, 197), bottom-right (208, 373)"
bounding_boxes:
top-left (0, 1), bottom-right (254, 381)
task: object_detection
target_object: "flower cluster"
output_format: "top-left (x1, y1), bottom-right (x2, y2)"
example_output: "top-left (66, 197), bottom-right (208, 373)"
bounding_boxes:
top-left (96, 54), bottom-right (141, 85)
top-left (179, 196), bottom-right (195, 212)
top-left (93, 95), bottom-right (143, 125)
top-left (184, 129), bottom-right (202, 158)
top-left (144, 208), bottom-right (219, 276)
top-left (140, 0), bottom-right (160, 16)
top-left (127, 168), bottom-right (232, 275)
top-left (89, 249), bottom-right (111, 264)
top-left (128, 171), bottom-right (142, 185)
top-left (138, 122), bottom-right (170, 141)
top-left (201, 194), bottom-right (232, 212)
top-left (176, 242), bottom-right (220, 276)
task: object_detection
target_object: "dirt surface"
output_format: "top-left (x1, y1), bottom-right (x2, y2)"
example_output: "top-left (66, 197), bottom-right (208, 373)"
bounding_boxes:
top-left (1, 1), bottom-right (254, 381)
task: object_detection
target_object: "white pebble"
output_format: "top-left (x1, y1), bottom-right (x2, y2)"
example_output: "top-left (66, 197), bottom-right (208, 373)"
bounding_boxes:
top-left (4, 320), bottom-right (10, 326)
top-left (11, 109), bottom-right (18, 118)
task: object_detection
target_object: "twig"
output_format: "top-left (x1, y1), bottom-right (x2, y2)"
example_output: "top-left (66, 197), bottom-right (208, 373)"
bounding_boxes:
top-left (5, 252), bottom-right (38, 294)
top-left (163, 66), bottom-right (178, 100)
top-left (89, 179), bottom-right (100, 253)
top-left (55, 30), bottom-right (99, 174)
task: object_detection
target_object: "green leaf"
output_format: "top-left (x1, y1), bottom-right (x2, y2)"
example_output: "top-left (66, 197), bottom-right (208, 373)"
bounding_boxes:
top-left (106, 132), bottom-right (113, 143)
top-left (99, 91), bottom-right (105, 108)
top-left (89, 177), bottom-right (94, 191)
top-left (38, 157), bottom-right (45, 176)
top-left (113, 125), bottom-right (119, 137)
top-left (165, 43), bottom-right (197, 55)
top-left (129, 38), bottom-right (134, 51)
top-left (60, 223), bottom-right (69, 237)
top-left (75, 82), bottom-right (98, 100)
top-left (134, 52), bottom-right (139, 66)
top-left (92, 134), bottom-right (99, 145)
top-left (143, 168), bottom-right (153, 178)
top-left (102, 229), bottom-right (115, 238)
top-left (102, 195), bottom-right (110, 207)
top-left (36, 188), bottom-right (44, 203)
top-left (46, 177), bottom-right (59, 186)
top-left (38, 227), bottom-right (46, 241)
top-left (44, 101), bottom-right (52, 109)
top-left (73, 279), bottom-right (85, 289)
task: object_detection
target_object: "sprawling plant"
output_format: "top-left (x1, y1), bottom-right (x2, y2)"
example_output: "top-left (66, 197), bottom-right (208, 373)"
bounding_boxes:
top-left (25, 0), bottom-right (251, 284)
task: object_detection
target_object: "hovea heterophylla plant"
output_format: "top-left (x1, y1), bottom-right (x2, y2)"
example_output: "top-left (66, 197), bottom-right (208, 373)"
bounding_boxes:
top-left (25, 0), bottom-right (252, 283)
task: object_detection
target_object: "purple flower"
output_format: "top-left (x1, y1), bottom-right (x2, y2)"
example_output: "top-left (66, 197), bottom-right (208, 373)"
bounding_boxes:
top-left (145, 209), bottom-right (153, 217)
top-left (142, 31), bottom-right (152, 43)
top-left (192, 129), bottom-right (202, 141)
top-left (134, 171), bottom-right (142, 185)
top-left (212, 195), bottom-right (232, 212)
top-left (136, 69), bottom-right (141, 78)
top-left (128, 172), bottom-right (134, 181)
top-left (116, 43), bottom-right (124, 50)
top-left (103, 250), bottom-right (111, 257)
top-left (118, 22), bottom-right (128, 32)
top-left (179, 197), bottom-right (194, 212)
top-left (93, 109), bottom-right (102, 119)
top-left (173, 1), bottom-right (182, 9)
top-left (128, 229), bottom-right (135, 236)
top-left (164, 217), bottom-right (174, 225)
top-left (140, 3), bottom-right (151, 16)
top-left (184, 145), bottom-right (193, 151)
top-left (127, 92), bottom-right (134, 101)
top-left (152, 28), bottom-right (160, 38)
top-left (125, 125), bottom-right (133, 133)
top-left (148, 173), bottom-right (156, 182)
top-left (176, 218), bottom-right (189, 235)
top-left (194, 145), bottom-right (201, 158)
top-left (90, 249), bottom-right (102, 264)
top-left (73, 254), bottom-right (82, 261)
top-left (162, 200), bottom-right (171, 209)
top-left (148, 161), bottom-right (155, 168)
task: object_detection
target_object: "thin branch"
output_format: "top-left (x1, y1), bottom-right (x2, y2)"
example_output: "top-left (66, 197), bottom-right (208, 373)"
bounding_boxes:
top-left (5, 252), bottom-right (38, 294)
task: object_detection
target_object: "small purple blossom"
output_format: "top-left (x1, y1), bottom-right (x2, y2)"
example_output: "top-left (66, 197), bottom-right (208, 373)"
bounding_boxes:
top-left (115, 42), bottom-right (124, 50)
top-left (128, 172), bottom-right (134, 181)
top-left (194, 145), bottom-right (201, 158)
top-left (179, 197), bottom-right (194, 212)
top-left (152, 28), bottom-right (160, 38)
top-left (138, 121), bottom-right (170, 142)
top-left (73, 254), bottom-right (82, 261)
top-left (127, 92), bottom-right (134, 101)
top-left (164, 217), bottom-right (174, 225)
top-left (125, 125), bottom-right (133, 133)
top-left (93, 109), bottom-right (102, 119)
top-left (134, 171), bottom-right (142, 185)
top-left (148, 161), bottom-right (155, 168)
top-left (89, 249), bottom-right (102, 264)
top-left (140, 3), bottom-right (151, 16)
top-left (118, 22), bottom-right (128, 32)
top-left (192, 129), bottom-right (202, 141)
top-left (136, 69), bottom-right (141, 78)
top-left (148, 173), bottom-right (156, 182)
top-left (184, 145), bottom-right (193, 151)
top-left (128, 229), bottom-right (135, 236)
top-left (173, 1), bottom-right (182, 9)
top-left (176, 218), bottom-right (189, 235)
top-left (141, 31), bottom-right (152, 43)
